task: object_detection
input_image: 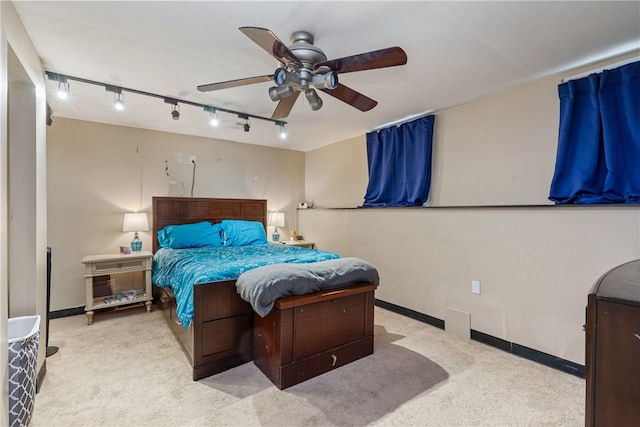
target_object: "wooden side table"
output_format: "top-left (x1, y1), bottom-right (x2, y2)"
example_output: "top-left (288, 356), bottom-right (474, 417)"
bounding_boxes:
top-left (278, 240), bottom-right (315, 249)
top-left (82, 251), bottom-right (153, 325)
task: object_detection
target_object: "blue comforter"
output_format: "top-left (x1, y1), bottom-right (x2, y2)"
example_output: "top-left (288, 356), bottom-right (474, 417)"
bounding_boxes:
top-left (152, 243), bottom-right (340, 327)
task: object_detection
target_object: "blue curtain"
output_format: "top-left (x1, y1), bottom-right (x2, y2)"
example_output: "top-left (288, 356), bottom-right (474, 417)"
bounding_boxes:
top-left (549, 61), bottom-right (640, 204)
top-left (363, 115), bottom-right (434, 207)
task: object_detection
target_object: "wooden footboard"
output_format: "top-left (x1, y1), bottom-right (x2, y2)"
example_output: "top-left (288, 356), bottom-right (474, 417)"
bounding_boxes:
top-left (253, 283), bottom-right (377, 389)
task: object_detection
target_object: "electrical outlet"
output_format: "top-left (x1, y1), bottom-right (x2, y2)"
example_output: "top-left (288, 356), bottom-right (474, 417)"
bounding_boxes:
top-left (471, 280), bottom-right (481, 294)
top-left (189, 155), bottom-right (196, 164)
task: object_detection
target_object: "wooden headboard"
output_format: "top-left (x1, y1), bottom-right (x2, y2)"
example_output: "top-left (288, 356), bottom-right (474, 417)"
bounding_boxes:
top-left (151, 197), bottom-right (267, 253)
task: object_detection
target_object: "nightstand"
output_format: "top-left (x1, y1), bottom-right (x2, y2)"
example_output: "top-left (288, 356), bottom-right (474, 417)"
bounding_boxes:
top-left (82, 251), bottom-right (153, 325)
top-left (278, 240), bottom-right (315, 249)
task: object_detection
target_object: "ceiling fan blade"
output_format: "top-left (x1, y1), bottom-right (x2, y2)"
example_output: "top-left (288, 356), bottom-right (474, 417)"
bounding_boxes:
top-left (239, 26), bottom-right (303, 67)
top-left (271, 91), bottom-right (300, 119)
top-left (315, 47), bottom-right (407, 74)
top-left (320, 84), bottom-right (377, 112)
top-left (197, 75), bottom-right (273, 92)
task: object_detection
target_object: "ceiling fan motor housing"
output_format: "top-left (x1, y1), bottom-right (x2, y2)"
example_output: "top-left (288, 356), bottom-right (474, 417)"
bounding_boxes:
top-left (289, 31), bottom-right (327, 66)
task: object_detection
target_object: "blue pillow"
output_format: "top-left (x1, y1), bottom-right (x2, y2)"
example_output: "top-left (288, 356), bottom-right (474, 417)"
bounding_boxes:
top-left (157, 222), bottom-right (223, 249)
top-left (220, 220), bottom-right (267, 246)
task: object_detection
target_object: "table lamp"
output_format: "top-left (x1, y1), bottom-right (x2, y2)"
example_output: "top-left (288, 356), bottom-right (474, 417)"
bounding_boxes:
top-left (123, 212), bottom-right (149, 251)
top-left (268, 211), bottom-right (285, 242)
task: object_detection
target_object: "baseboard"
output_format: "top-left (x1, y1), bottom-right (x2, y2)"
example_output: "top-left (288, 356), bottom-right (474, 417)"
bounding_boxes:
top-left (375, 299), bottom-right (585, 379)
top-left (375, 299), bottom-right (445, 329)
top-left (471, 330), bottom-right (585, 378)
top-left (49, 306), bottom-right (85, 319)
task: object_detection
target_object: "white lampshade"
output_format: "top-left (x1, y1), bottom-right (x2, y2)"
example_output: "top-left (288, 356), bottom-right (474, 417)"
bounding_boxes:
top-left (268, 211), bottom-right (285, 228)
top-left (122, 212), bottom-right (149, 232)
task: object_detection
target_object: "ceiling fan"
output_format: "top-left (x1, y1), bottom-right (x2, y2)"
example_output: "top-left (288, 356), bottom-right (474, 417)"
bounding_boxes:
top-left (197, 27), bottom-right (407, 120)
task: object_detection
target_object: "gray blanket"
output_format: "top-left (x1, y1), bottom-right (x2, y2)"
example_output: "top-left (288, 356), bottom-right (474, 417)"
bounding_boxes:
top-left (236, 257), bottom-right (379, 317)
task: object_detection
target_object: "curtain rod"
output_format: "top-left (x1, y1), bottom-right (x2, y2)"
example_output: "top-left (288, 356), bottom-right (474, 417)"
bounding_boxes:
top-left (370, 110), bottom-right (434, 132)
top-left (560, 55), bottom-right (639, 83)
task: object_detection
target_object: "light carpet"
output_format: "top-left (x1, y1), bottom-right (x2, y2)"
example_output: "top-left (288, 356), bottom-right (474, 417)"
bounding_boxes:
top-left (31, 306), bottom-right (584, 426)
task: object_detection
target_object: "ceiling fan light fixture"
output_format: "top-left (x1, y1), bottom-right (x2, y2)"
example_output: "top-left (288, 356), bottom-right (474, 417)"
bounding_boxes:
top-left (313, 71), bottom-right (338, 90)
top-left (305, 88), bottom-right (323, 111)
top-left (273, 68), bottom-right (299, 87)
top-left (269, 85), bottom-right (295, 102)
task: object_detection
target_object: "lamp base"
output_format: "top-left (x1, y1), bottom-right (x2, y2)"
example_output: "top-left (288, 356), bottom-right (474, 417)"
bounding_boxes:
top-left (131, 232), bottom-right (142, 251)
top-left (272, 230), bottom-right (280, 242)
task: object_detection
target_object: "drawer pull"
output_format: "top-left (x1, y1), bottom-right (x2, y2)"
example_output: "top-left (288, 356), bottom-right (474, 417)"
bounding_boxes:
top-left (331, 354), bottom-right (337, 366)
top-left (635, 333), bottom-right (640, 340)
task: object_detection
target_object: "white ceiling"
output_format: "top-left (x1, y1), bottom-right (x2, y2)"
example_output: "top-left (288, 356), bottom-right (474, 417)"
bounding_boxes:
top-left (12, 1), bottom-right (640, 152)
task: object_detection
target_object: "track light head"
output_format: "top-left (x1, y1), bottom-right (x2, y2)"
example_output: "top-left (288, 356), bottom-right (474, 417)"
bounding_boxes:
top-left (57, 81), bottom-right (70, 100)
top-left (204, 106), bottom-right (219, 127)
top-left (164, 98), bottom-right (180, 120)
top-left (171, 105), bottom-right (180, 120)
top-left (238, 114), bottom-right (250, 132)
top-left (209, 111), bottom-right (218, 126)
top-left (106, 85), bottom-right (124, 110)
top-left (276, 121), bottom-right (287, 140)
top-left (113, 96), bottom-right (124, 111)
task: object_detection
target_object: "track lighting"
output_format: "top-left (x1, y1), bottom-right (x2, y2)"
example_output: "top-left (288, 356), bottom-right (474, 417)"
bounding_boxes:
top-left (106, 85), bottom-right (125, 111)
top-left (164, 98), bottom-right (180, 120)
top-left (114, 94), bottom-right (124, 111)
top-left (46, 71), bottom-right (286, 137)
top-left (239, 114), bottom-right (250, 132)
top-left (204, 106), bottom-right (219, 126)
top-left (48, 72), bottom-right (69, 100)
top-left (305, 88), bottom-right (323, 111)
top-left (276, 122), bottom-right (287, 140)
top-left (57, 80), bottom-right (69, 100)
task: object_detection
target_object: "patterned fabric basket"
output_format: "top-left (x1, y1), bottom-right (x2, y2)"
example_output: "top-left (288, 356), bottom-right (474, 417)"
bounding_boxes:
top-left (8, 315), bottom-right (40, 427)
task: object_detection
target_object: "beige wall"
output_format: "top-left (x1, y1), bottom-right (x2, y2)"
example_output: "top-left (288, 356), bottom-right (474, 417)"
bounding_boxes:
top-left (1, 2), bottom-right (48, 422)
top-left (304, 135), bottom-right (369, 208)
top-left (302, 54), bottom-right (640, 365)
top-left (47, 118), bottom-right (305, 311)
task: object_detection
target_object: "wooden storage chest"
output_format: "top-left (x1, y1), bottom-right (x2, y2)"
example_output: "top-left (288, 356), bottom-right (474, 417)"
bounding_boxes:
top-left (253, 283), bottom-right (377, 389)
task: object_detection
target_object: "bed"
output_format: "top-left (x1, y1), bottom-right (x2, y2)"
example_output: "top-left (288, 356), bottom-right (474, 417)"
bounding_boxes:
top-left (151, 196), bottom-right (379, 387)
